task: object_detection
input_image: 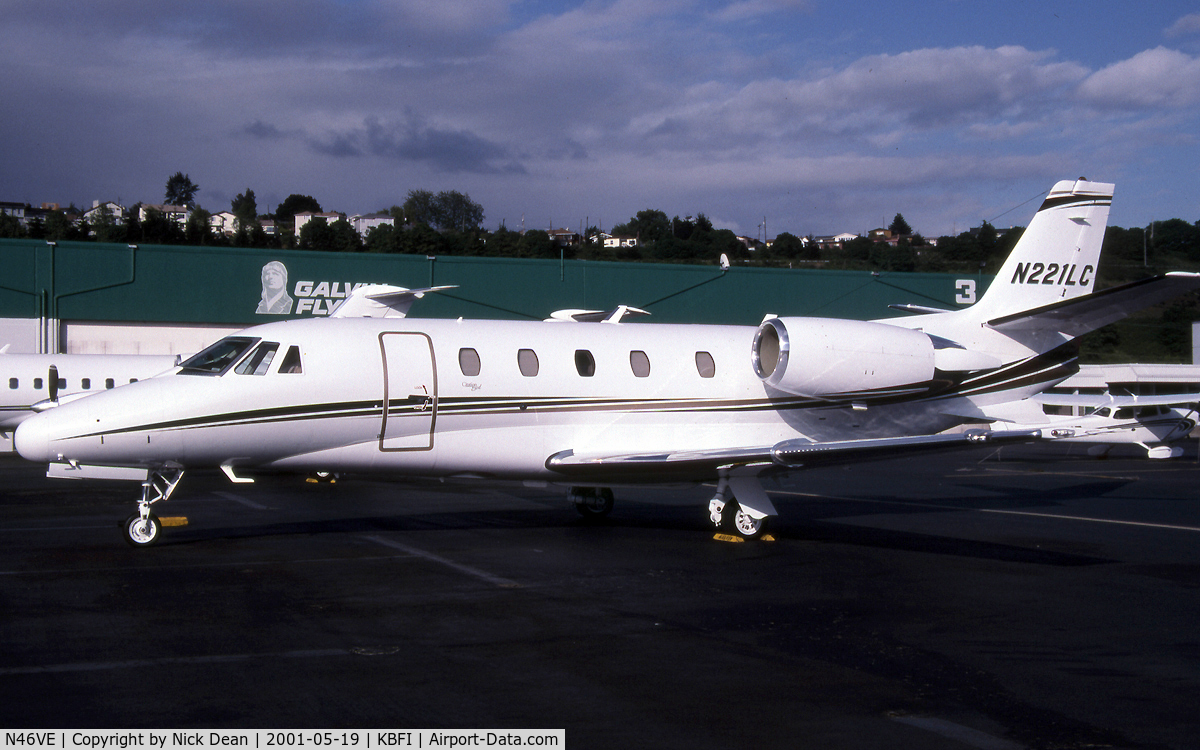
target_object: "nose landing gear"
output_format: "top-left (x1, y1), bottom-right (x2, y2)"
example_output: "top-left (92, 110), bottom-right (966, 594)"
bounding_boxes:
top-left (123, 468), bottom-right (185, 548)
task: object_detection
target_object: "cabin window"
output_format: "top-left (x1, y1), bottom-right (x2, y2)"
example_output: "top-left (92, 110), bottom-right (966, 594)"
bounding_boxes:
top-left (1096, 407), bottom-right (1111, 417)
top-left (695, 351), bottom-right (716, 378)
top-left (1115, 407), bottom-right (1134, 419)
top-left (178, 336), bottom-right (260, 376)
top-left (105, 378), bottom-right (115, 389)
top-left (56, 378), bottom-right (65, 390)
top-left (235, 342), bottom-right (279, 376)
top-left (1042, 404), bottom-right (1071, 416)
top-left (8, 378), bottom-right (16, 390)
top-left (575, 350), bottom-right (595, 377)
top-left (129, 378), bottom-right (138, 383)
top-left (279, 346), bottom-right (303, 374)
top-left (34, 378), bottom-right (43, 389)
top-left (630, 351), bottom-right (650, 378)
top-left (459, 348), bottom-right (481, 376)
top-left (518, 349), bottom-right (539, 377)
top-left (81, 378), bottom-right (91, 390)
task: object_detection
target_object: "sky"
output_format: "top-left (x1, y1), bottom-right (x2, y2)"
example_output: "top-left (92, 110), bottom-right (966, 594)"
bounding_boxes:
top-left (2, 0), bottom-right (1200, 240)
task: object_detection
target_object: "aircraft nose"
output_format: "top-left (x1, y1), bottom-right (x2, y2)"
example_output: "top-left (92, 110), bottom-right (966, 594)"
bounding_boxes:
top-left (14, 413), bottom-right (53, 463)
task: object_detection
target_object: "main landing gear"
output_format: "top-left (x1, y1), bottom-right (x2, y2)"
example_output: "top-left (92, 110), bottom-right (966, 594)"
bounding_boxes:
top-left (707, 475), bottom-right (776, 540)
top-left (123, 468), bottom-right (185, 548)
top-left (569, 486), bottom-right (614, 519)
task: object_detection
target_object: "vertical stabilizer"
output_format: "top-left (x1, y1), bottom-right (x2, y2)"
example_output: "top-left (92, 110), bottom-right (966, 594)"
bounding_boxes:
top-left (971, 179), bottom-right (1114, 320)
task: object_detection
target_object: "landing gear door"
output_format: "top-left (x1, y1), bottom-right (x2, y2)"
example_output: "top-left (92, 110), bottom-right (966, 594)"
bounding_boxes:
top-left (379, 332), bottom-right (437, 451)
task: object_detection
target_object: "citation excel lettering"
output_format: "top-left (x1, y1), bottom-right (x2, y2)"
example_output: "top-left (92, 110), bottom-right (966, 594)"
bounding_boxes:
top-left (1009, 262), bottom-right (1094, 288)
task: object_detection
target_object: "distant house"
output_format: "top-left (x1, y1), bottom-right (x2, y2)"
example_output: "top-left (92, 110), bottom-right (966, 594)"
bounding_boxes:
top-left (209, 211), bottom-right (238, 235)
top-left (140, 204), bottom-right (190, 227)
top-left (1, 201), bottom-right (28, 226)
top-left (83, 201), bottom-right (126, 226)
top-left (259, 219), bottom-right (278, 236)
top-left (814, 232), bottom-right (859, 251)
top-left (547, 228), bottom-right (581, 247)
top-left (868, 228), bottom-right (916, 247)
top-left (350, 213), bottom-right (394, 238)
top-left (603, 235), bottom-right (639, 249)
top-left (294, 211), bottom-right (345, 234)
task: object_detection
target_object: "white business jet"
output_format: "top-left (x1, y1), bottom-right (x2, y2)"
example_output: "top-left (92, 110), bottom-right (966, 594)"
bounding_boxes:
top-left (14, 179), bottom-right (1200, 546)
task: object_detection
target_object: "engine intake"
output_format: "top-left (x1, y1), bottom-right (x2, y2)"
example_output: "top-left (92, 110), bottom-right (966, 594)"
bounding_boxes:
top-left (752, 317), bottom-right (936, 398)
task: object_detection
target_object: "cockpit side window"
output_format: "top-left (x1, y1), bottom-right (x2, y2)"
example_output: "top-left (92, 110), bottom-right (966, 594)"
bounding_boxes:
top-left (279, 346), bottom-right (303, 374)
top-left (178, 336), bottom-right (260, 376)
top-left (235, 342), bottom-right (280, 376)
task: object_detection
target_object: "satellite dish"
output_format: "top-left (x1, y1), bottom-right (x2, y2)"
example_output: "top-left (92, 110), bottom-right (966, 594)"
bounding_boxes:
top-left (719, 253), bottom-right (730, 271)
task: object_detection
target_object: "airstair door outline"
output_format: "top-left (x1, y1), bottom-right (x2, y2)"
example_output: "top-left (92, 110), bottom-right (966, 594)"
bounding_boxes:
top-left (379, 332), bottom-right (437, 451)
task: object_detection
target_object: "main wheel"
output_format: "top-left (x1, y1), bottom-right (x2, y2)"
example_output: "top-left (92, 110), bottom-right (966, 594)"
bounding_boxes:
top-left (124, 513), bottom-right (162, 548)
top-left (730, 506), bottom-right (766, 540)
top-left (574, 487), bottom-right (614, 518)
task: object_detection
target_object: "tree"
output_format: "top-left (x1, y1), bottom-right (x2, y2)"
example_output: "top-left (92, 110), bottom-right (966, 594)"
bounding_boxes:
top-left (888, 213), bottom-right (912, 236)
top-left (231, 189), bottom-right (258, 234)
top-left (275, 194), bottom-right (323, 223)
top-left (185, 207), bottom-right (216, 245)
top-left (612, 209), bottom-right (671, 246)
top-left (165, 172), bottom-right (199, 207)
top-left (517, 229), bottom-right (556, 258)
top-left (433, 190), bottom-right (484, 231)
top-left (0, 212), bottom-right (24, 238)
top-left (771, 232), bottom-right (807, 260)
top-left (403, 190), bottom-right (437, 227)
top-left (90, 204), bottom-right (122, 243)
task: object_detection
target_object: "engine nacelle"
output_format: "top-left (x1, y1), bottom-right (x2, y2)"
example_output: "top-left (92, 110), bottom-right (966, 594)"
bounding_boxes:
top-left (752, 317), bottom-right (936, 398)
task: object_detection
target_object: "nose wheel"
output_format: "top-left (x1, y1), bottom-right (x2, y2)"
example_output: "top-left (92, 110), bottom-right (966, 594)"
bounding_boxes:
top-left (124, 513), bottom-right (162, 547)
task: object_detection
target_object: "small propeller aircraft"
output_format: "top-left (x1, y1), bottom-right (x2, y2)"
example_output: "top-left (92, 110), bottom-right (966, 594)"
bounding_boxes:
top-left (987, 391), bottom-right (1199, 459)
top-left (14, 179), bottom-right (1200, 546)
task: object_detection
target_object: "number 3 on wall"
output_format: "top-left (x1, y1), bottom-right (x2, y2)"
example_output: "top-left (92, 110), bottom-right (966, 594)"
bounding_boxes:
top-left (955, 279), bottom-right (976, 304)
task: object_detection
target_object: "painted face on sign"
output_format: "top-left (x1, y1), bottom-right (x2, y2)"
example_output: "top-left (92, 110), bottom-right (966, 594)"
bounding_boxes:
top-left (257, 261), bottom-right (294, 315)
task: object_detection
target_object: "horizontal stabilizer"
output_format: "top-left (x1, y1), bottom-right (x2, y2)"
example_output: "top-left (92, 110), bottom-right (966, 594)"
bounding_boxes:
top-left (330, 284), bottom-right (457, 319)
top-left (889, 303), bottom-right (952, 315)
top-left (545, 305), bottom-right (651, 323)
top-left (987, 272), bottom-right (1200, 337)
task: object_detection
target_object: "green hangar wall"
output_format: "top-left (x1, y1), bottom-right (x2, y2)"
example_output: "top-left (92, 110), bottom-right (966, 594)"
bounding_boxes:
top-left (0, 238), bottom-right (994, 353)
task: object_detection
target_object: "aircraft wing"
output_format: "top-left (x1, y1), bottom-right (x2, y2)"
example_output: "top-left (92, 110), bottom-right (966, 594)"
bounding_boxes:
top-left (1032, 392), bottom-right (1200, 408)
top-left (546, 429), bottom-right (1041, 480)
top-left (986, 272), bottom-right (1200, 336)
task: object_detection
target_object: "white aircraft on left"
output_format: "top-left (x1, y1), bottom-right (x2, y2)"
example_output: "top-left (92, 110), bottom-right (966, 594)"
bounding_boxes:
top-left (0, 349), bottom-right (180, 438)
top-left (1, 284), bottom-right (447, 441)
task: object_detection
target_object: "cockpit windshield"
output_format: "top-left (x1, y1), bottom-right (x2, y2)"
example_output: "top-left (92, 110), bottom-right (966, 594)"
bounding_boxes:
top-left (177, 336), bottom-right (260, 376)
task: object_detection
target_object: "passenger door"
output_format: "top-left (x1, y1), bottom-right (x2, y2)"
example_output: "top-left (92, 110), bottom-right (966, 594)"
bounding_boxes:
top-left (379, 332), bottom-right (437, 451)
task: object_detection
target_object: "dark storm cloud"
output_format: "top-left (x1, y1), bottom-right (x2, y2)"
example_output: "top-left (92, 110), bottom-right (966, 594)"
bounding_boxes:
top-left (309, 116), bottom-right (527, 175)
